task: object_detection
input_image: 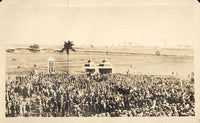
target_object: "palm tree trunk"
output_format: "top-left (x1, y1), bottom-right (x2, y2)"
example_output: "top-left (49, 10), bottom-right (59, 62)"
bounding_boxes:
top-left (67, 53), bottom-right (69, 74)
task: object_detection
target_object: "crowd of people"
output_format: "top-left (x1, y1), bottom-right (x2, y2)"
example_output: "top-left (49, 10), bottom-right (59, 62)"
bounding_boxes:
top-left (5, 72), bottom-right (195, 117)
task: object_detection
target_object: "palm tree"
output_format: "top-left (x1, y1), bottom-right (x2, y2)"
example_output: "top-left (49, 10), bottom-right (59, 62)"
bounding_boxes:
top-left (60, 41), bottom-right (75, 74)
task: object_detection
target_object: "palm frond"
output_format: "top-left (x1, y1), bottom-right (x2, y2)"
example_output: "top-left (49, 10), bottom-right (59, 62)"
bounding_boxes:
top-left (62, 40), bottom-right (76, 52)
top-left (71, 47), bottom-right (76, 52)
top-left (67, 41), bottom-right (74, 45)
top-left (60, 47), bottom-right (65, 52)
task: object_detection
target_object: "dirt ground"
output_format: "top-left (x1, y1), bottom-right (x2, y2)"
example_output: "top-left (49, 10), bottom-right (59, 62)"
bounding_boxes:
top-left (6, 46), bottom-right (193, 78)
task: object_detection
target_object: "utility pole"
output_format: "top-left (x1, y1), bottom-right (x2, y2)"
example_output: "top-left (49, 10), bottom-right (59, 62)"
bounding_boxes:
top-left (90, 41), bottom-right (92, 60)
top-left (164, 38), bottom-right (166, 49)
top-left (105, 45), bottom-right (108, 60)
top-left (67, 0), bottom-right (69, 8)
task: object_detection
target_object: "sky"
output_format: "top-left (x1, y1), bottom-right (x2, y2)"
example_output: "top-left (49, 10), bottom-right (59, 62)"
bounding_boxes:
top-left (0, 0), bottom-right (194, 47)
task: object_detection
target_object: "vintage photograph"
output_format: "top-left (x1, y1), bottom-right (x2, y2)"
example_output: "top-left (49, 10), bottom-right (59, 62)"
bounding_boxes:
top-left (2, 0), bottom-right (195, 117)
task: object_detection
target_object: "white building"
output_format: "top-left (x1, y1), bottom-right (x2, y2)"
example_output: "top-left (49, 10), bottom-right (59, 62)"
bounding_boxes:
top-left (84, 59), bottom-right (97, 75)
top-left (98, 59), bottom-right (113, 74)
top-left (48, 57), bottom-right (54, 74)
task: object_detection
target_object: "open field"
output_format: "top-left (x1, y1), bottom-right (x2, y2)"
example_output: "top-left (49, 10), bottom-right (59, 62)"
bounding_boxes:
top-left (6, 46), bottom-right (193, 77)
top-left (5, 46), bottom-right (195, 117)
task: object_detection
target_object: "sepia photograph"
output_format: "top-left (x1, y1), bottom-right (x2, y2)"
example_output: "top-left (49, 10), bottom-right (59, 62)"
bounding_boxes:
top-left (0, 0), bottom-right (200, 122)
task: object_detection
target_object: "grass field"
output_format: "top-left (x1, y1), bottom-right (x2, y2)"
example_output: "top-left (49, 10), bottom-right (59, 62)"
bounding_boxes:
top-left (6, 46), bottom-right (193, 78)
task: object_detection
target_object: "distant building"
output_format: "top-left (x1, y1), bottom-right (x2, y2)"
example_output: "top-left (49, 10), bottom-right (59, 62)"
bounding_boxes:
top-left (184, 45), bottom-right (193, 49)
top-left (176, 44), bottom-right (193, 49)
top-left (155, 50), bottom-right (160, 56)
top-left (54, 49), bottom-right (62, 52)
top-left (29, 44), bottom-right (40, 52)
top-left (6, 45), bottom-right (16, 52)
top-left (6, 48), bottom-right (15, 53)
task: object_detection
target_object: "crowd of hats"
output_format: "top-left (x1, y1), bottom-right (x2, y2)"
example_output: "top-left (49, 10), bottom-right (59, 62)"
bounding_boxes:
top-left (5, 73), bottom-right (194, 117)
